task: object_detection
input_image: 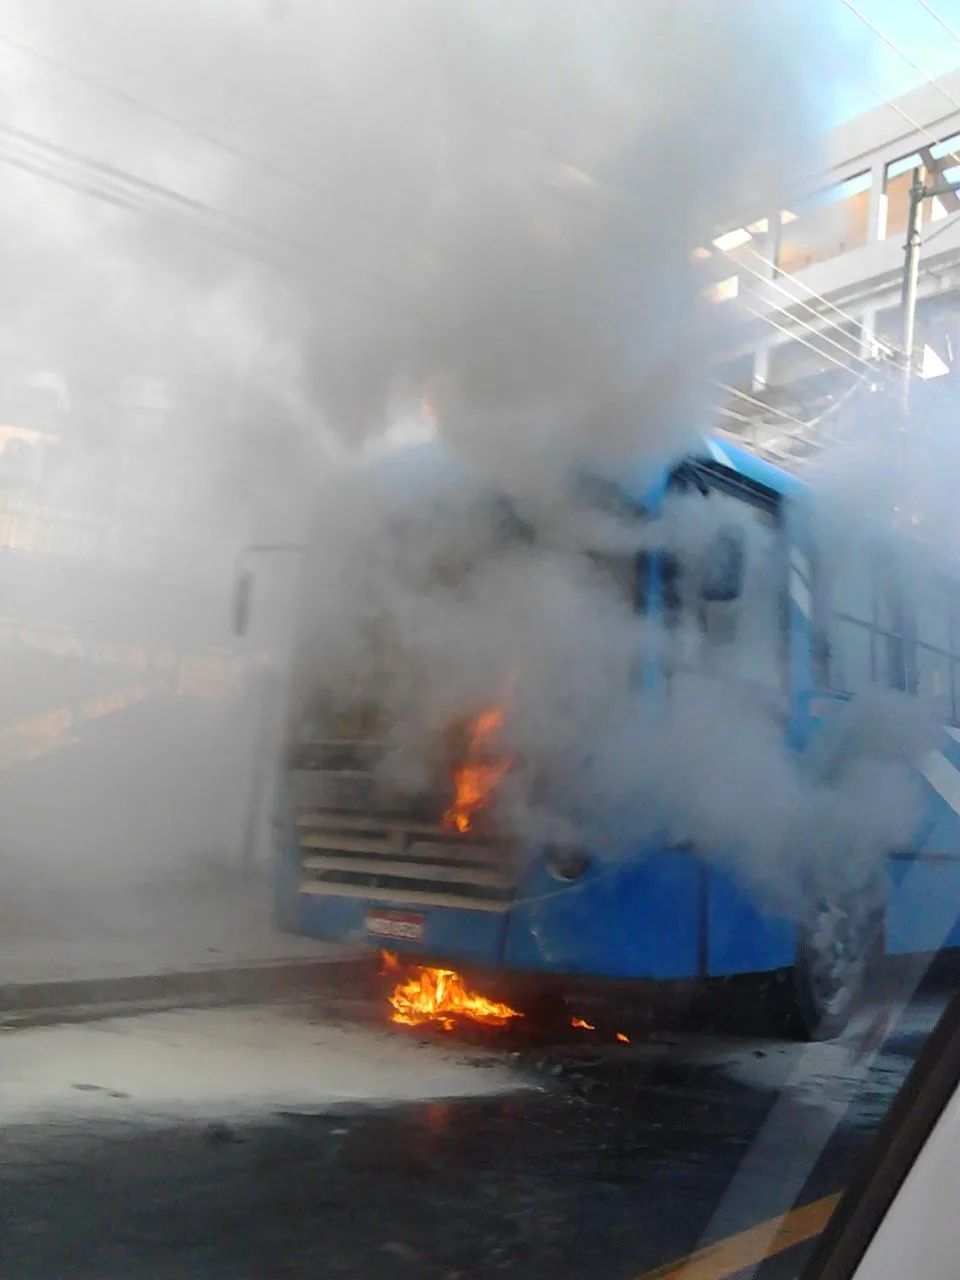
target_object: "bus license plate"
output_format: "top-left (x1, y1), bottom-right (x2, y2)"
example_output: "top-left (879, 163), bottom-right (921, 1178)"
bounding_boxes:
top-left (365, 910), bottom-right (425, 942)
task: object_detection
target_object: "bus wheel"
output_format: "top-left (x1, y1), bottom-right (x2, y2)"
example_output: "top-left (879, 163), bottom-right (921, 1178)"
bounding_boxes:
top-left (790, 893), bottom-right (879, 1041)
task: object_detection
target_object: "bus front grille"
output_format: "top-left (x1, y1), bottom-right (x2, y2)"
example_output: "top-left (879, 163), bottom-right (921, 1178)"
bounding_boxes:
top-left (294, 809), bottom-right (516, 911)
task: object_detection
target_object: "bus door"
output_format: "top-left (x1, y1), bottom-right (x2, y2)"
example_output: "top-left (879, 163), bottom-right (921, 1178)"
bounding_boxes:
top-left (660, 461), bottom-right (790, 722)
top-left (659, 460), bottom-right (796, 976)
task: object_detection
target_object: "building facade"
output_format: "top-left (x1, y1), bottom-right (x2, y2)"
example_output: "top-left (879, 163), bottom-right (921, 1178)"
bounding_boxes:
top-left (706, 71), bottom-right (960, 462)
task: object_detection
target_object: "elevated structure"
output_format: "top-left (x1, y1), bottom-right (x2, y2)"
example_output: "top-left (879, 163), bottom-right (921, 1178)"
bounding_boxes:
top-left (706, 72), bottom-right (960, 465)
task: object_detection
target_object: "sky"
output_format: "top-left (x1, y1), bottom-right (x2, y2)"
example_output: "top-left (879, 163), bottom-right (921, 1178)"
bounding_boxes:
top-left (833, 0), bottom-right (960, 121)
top-left (0, 0), bottom-right (953, 436)
top-left (0, 0), bottom-right (950, 553)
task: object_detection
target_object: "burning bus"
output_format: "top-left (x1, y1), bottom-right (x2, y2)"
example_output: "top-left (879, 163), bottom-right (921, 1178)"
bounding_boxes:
top-left (234, 434), bottom-right (960, 1041)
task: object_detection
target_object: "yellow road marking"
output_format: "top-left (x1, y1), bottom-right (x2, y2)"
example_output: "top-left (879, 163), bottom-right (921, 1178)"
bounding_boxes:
top-left (634, 1192), bottom-right (841, 1280)
top-left (0, 678), bottom-right (169, 770)
top-left (0, 618), bottom-right (246, 706)
top-left (0, 615), bottom-right (245, 697)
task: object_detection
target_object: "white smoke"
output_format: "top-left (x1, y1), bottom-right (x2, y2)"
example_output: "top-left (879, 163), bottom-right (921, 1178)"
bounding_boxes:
top-left (260, 0), bottom-right (941, 916)
top-left (291, 458), bottom-right (933, 918)
top-left (0, 0), bottom-right (933, 914)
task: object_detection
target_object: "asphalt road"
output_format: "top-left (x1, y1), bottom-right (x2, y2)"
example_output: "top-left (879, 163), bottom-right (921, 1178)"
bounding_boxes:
top-left (0, 602), bottom-right (952, 1279)
top-left (0, 644), bottom-right (143, 729)
top-left (0, 665), bottom-right (255, 878)
top-left (0, 990), bottom-right (949, 1280)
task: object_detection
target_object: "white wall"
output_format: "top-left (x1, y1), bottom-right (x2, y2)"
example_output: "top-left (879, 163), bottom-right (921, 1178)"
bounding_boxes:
top-left (713, 75), bottom-right (960, 390)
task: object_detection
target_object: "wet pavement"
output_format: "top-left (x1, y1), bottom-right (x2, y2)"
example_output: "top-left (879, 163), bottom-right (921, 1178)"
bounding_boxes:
top-left (0, 988), bottom-right (950, 1280)
top-left (0, 684), bottom-right (951, 1276)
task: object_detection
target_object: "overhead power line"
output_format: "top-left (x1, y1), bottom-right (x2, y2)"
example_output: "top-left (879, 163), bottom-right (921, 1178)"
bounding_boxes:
top-left (0, 118), bottom-right (426, 315)
top-left (920, 204), bottom-right (960, 244)
top-left (0, 27), bottom-right (421, 242)
top-left (840, 0), bottom-right (960, 122)
top-left (715, 375), bottom-right (869, 462)
top-left (715, 405), bottom-right (842, 449)
top-left (713, 405), bottom-right (832, 457)
top-left (0, 140), bottom-right (293, 271)
top-left (0, 118), bottom-right (313, 270)
top-left (0, 28), bottom-right (340, 209)
top-left (714, 383), bottom-right (863, 463)
top-left (714, 405), bottom-right (844, 460)
top-left (858, 77), bottom-right (960, 164)
top-left (718, 375), bottom-right (868, 432)
top-left (740, 245), bottom-right (899, 357)
top-left (914, 0), bottom-right (960, 44)
top-left (716, 382), bottom-right (824, 431)
top-left (915, 0), bottom-right (960, 47)
top-left (714, 404), bottom-right (817, 450)
top-left (706, 234), bottom-right (896, 359)
top-left (839, 0), bottom-right (960, 165)
top-left (737, 301), bottom-right (874, 380)
top-left (732, 257), bottom-right (887, 370)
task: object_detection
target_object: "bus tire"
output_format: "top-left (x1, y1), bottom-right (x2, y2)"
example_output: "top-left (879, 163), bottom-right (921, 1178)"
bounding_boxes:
top-left (788, 890), bottom-right (883, 1041)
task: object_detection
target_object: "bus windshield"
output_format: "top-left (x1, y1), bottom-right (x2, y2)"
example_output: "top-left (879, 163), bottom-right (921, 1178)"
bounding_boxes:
top-left (661, 477), bottom-right (787, 694)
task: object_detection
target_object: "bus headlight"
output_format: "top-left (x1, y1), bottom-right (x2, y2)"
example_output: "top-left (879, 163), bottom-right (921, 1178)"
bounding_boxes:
top-left (545, 845), bottom-right (591, 881)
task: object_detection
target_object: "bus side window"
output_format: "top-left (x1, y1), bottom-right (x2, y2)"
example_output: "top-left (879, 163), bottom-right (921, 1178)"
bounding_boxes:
top-left (634, 552), bottom-right (651, 614)
top-left (951, 592), bottom-right (960, 724)
top-left (826, 544), bottom-right (905, 694)
top-left (874, 570), bottom-right (905, 691)
top-left (826, 544), bottom-right (873, 693)
top-left (915, 579), bottom-right (959, 721)
top-left (661, 552), bottom-right (681, 622)
top-left (661, 487), bottom-right (785, 691)
top-left (588, 552), bottom-right (650, 614)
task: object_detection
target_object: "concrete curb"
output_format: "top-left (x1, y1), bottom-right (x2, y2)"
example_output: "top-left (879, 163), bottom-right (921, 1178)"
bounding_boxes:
top-left (0, 952), bottom-right (382, 1027)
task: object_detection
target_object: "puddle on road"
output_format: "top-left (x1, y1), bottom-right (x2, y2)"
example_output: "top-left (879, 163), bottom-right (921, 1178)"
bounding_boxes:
top-left (0, 1051), bottom-right (860, 1280)
top-left (2, 987), bottom-right (937, 1280)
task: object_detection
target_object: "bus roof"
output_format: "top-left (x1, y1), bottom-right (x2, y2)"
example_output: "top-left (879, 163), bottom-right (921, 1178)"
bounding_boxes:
top-left (701, 436), bottom-right (809, 503)
top-left (359, 433), bottom-right (810, 510)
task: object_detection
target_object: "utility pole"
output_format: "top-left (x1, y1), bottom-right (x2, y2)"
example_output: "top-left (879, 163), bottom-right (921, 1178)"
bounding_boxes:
top-left (232, 541), bottom-right (303, 871)
top-left (900, 167), bottom-right (960, 403)
top-left (900, 168), bottom-right (925, 407)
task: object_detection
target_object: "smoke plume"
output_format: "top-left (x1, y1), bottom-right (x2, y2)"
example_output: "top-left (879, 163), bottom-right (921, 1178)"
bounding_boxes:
top-left (219, 0), bottom-right (932, 915)
top-left (0, 0), bottom-right (939, 918)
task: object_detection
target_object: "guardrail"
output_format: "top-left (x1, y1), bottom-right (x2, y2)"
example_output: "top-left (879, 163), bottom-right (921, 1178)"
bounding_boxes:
top-left (0, 497), bottom-right (197, 571)
top-left (0, 614), bottom-right (247, 703)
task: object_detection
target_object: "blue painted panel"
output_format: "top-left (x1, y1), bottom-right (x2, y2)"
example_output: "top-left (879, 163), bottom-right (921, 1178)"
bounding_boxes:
top-left (273, 845), bottom-right (303, 935)
top-left (294, 888), bottom-right (508, 963)
top-left (706, 868), bottom-right (796, 975)
top-left (502, 849), bottom-right (702, 979)
top-left (362, 434), bottom-right (809, 516)
top-left (941, 735), bottom-right (960, 772)
top-left (886, 857), bottom-right (960, 954)
top-left (704, 436), bottom-right (808, 502)
top-left (783, 514), bottom-right (814, 723)
top-left (913, 732), bottom-right (960, 859)
top-left (913, 805), bottom-right (960, 857)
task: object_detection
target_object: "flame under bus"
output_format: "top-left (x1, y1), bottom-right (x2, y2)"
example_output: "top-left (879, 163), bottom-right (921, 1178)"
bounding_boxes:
top-left (254, 436), bottom-right (960, 1042)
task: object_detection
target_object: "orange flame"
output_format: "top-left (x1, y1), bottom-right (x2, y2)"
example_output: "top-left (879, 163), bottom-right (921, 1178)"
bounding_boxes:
top-left (616, 1031), bottom-right (630, 1044)
top-left (444, 706), bottom-right (512, 834)
top-left (571, 1017), bottom-right (596, 1031)
top-left (387, 964), bottom-right (522, 1032)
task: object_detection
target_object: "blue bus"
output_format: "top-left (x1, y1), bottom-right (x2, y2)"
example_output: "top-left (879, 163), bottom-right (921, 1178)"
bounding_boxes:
top-left (235, 436), bottom-right (960, 1040)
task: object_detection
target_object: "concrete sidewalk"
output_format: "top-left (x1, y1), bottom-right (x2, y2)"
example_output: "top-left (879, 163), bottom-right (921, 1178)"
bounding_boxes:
top-left (0, 865), bottom-right (373, 1019)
